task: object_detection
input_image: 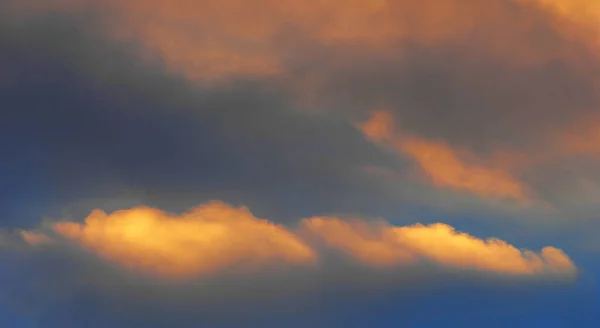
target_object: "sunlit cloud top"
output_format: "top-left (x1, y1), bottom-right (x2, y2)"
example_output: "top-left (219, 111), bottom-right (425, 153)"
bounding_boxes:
top-left (50, 202), bottom-right (316, 280)
top-left (17, 201), bottom-right (577, 282)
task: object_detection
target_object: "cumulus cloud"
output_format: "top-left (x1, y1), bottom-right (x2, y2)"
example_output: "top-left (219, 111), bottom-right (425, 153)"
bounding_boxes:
top-left (50, 202), bottom-right (316, 280)
top-left (13, 201), bottom-right (576, 282)
top-left (302, 217), bottom-right (575, 276)
top-left (3, 202), bottom-right (582, 327)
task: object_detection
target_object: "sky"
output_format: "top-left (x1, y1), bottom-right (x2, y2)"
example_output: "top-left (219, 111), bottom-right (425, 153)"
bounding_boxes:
top-left (1, 0), bottom-right (600, 327)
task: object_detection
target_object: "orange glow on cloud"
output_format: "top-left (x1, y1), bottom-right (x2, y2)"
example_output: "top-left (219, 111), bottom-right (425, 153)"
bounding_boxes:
top-left (529, 0), bottom-right (600, 42)
top-left (465, 119), bottom-right (600, 170)
top-left (12, 0), bottom-right (598, 82)
top-left (302, 217), bottom-right (576, 276)
top-left (301, 217), bottom-right (414, 267)
top-left (358, 111), bottom-right (529, 200)
top-left (19, 230), bottom-right (52, 246)
top-left (356, 111), bottom-right (396, 143)
top-left (13, 201), bottom-right (575, 281)
top-left (52, 201), bottom-right (316, 280)
top-left (557, 119), bottom-right (600, 156)
top-left (399, 137), bottom-right (527, 199)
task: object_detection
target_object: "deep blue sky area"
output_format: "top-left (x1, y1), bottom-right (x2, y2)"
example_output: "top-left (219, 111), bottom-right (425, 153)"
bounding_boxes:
top-left (2, 0), bottom-right (600, 327)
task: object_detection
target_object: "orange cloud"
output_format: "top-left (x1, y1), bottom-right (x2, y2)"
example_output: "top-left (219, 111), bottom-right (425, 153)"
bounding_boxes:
top-left (13, 201), bottom-right (576, 281)
top-left (52, 201), bottom-right (317, 280)
top-left (399, 137), bottom-right (528, 199)
top-left (12, 0), bottom-right (597, 82)
top-left (528, 0), bottom-right (600, 44)
top-left (302, 217), bottom-right (576, 277)
top-left (556, 118), bottom-right (600, 156)
top-left (301, 217), bottom-right (414, 267)
top-left (358, 111), bottom-right (529, 200)
top-left (356, 110), bottom-right (396, 143)
top-left (468, 118), bottom-right (600, 171)
top-left (19, 231), bottom-right (52, 246)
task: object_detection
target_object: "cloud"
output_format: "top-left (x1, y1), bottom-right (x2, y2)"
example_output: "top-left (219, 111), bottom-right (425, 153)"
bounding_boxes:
top-left (358, 111), bottom-right (529, 200)
top-left (356, 108), bottom-right (600, 209)
top-left (1, 2), bottom-right (600, 326)
top-left (19, 231), bottom-right (51, 246)
top-left (4, 0), bottom-right (600, 221)
top-left (51, 201), bottom-right (316, 280)
top-left (13, 201), bottom-right (576, 281)
top-left (9, 0), bottom-right (599, 84)
top-left (0, 3), bottom-right (400, 228)
top-left (2, 201), bottom-right (582, 327)
top-left (528, 0), bottom-right (600, 42)
top-left (302, 217), bottom-right (575, 276)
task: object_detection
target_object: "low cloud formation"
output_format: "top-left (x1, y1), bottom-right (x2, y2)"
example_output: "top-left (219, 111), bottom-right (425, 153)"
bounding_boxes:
top-left (303, 217), bottom-right (574, 276)
top-left (358, 111), bottom-right (529, 200)
top-left (49, 202), bottom-right (316, 280)
top-left (16, 201), bottom-right (576, 282)
top-left (9, 0), bottom-right (600, 84)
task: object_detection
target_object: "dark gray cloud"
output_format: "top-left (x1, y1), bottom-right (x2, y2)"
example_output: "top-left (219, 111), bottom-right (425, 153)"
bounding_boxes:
top-left (0, 0), bottom-right (597, 258)
top-left (3, 0), bottom-right (600, 227)
top-left (290, 6), bottom-right (600, 155)
top-left (0, 7), bottom-right (402, 228)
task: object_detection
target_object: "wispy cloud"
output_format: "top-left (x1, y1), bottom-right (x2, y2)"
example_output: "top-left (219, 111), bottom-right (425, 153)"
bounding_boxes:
top-left (357, 111), bottom-right (529, 200)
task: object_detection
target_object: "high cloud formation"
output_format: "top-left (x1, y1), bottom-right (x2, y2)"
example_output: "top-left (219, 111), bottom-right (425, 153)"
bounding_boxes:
top-left (10, 0), bottom-right (600, 83)
top-left (358, 111), bottom-right (529, 200)
top-left (18, 201), bottom-right (576, 281)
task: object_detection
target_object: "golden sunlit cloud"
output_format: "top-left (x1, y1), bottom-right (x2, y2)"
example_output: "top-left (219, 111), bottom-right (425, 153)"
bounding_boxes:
top-left (302, 217), bottom-right (576, 277)
top-left (527, 0), bottom-right (600, 45)
top-left (358, 111), bottom-right (529, 200)
top-left (51, 201), bottom-right (317, 280)
top-left (15, 201), bottom-right (576, 281)
top-left (301, 217), bottom-right (414, 267)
